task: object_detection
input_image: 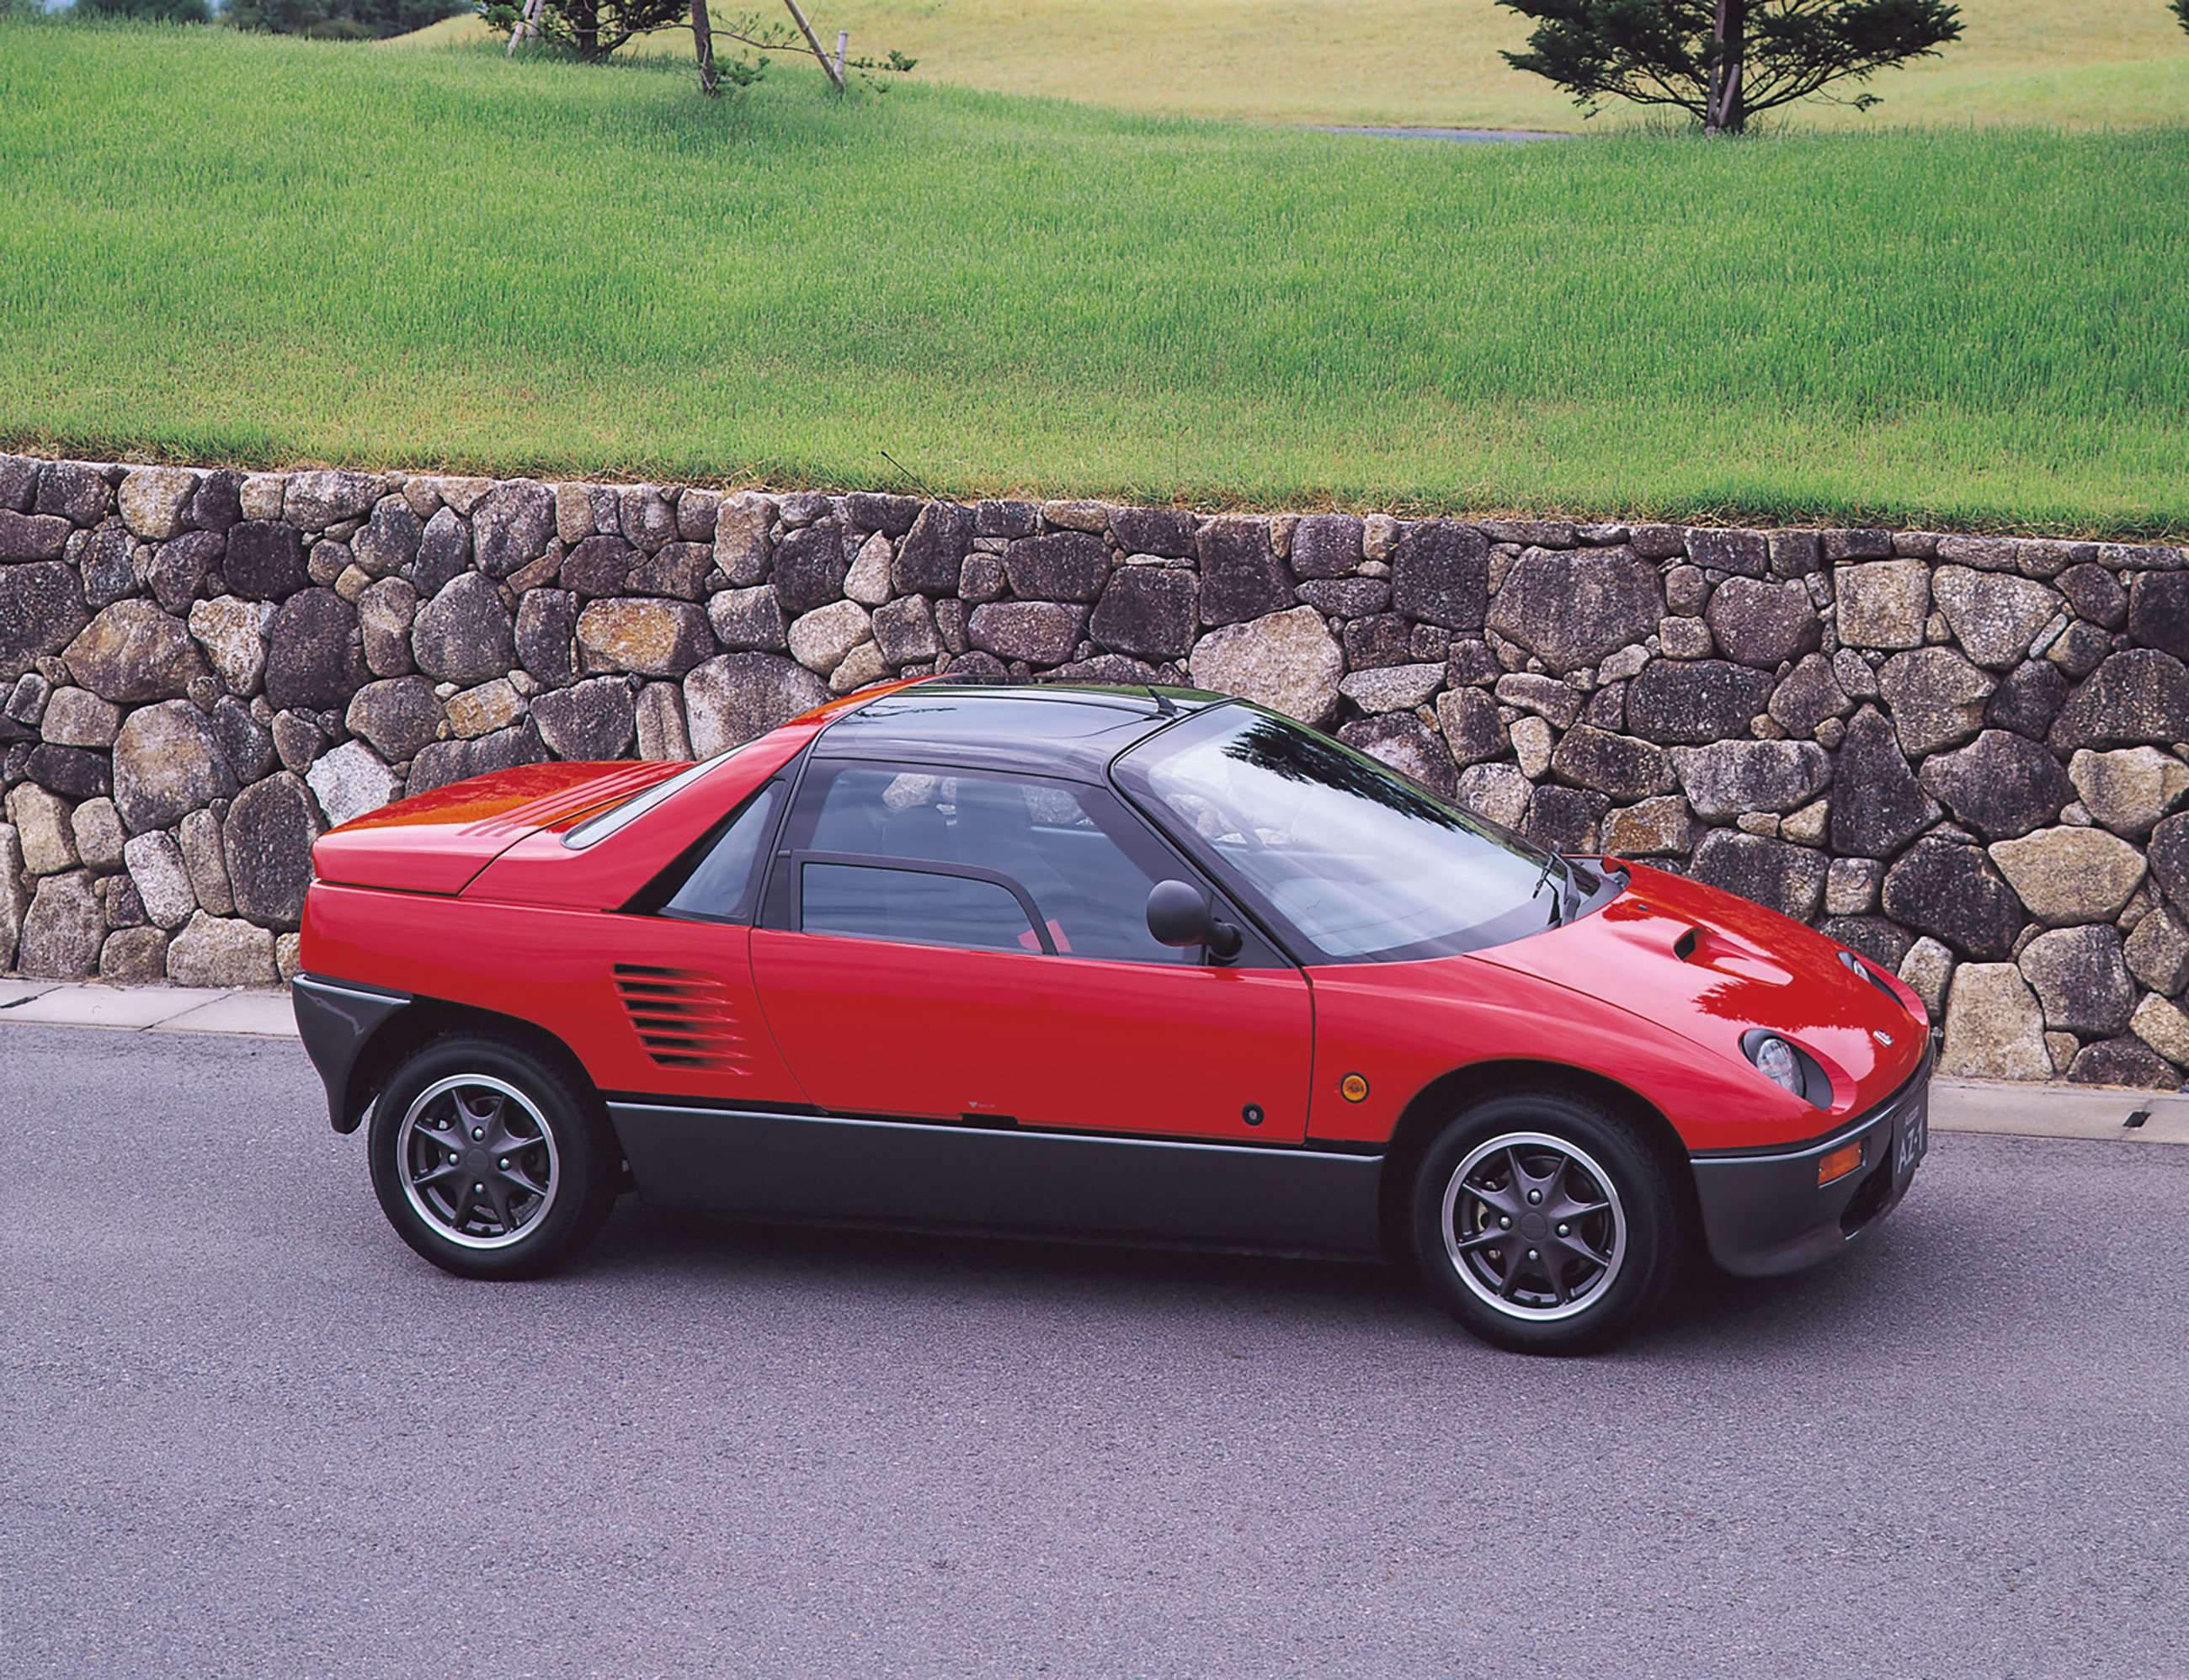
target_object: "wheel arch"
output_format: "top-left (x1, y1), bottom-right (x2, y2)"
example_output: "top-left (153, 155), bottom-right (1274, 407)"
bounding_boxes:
top-left (1375, 1059), bottom-right (1699, 1256)
top-left (338, 993), bottom-right (602, 1135)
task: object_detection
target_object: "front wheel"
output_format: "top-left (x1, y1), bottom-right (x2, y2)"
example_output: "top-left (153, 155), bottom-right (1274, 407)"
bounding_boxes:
top-left (367, 1035), bottom-right (618, 1280)
top-left (1410, 1091), bottom-right (1680, 1353)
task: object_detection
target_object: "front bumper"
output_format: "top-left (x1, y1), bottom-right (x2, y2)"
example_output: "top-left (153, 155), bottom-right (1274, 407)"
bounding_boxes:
top-left (1690, 1043), bottom-right (1933, 1279)
top-left (293, 973), bottom-right (412, 1133)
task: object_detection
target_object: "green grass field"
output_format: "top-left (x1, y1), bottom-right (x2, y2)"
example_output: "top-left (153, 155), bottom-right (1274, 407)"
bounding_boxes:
top-left (393, 0), bottom-right (2189, 133)
top-left (3, 23), bottom-right (2187, 533)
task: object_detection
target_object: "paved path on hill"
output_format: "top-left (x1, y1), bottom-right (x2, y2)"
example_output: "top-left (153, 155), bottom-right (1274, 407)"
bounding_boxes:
top-left (3, 1024), bottom-right (2186, 1674)
top-left (1318, 125), bottom-right (1573, 142)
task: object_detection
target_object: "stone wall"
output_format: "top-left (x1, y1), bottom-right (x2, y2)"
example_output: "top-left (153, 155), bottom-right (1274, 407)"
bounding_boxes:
top-left (3, 452), bottom-right (2188, 1087)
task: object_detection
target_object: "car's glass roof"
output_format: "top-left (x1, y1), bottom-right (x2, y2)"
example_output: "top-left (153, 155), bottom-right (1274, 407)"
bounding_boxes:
top-left (814, 684), bottom-right (1228, 781)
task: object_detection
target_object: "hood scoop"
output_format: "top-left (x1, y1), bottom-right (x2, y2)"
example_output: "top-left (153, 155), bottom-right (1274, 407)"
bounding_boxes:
top-left (1666, 922), bottom-right (1794, 986)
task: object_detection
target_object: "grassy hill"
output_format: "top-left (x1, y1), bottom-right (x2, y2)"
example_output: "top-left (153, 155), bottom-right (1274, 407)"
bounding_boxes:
top-left (3, 22), bottom-right (2186, 532)
top-left (391, 0), bottom-right (2189, 132)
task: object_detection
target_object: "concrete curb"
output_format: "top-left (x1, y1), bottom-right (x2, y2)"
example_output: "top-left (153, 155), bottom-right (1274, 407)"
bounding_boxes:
top-left (0, 978), bottom-right (297, 1039)
top-left (3, 980), bottom-right (2183, 1142)
top-left (1929, 1079), bottom-right (2187, 1145)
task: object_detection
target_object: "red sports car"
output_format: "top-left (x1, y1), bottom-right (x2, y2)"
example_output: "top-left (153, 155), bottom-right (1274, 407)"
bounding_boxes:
top-left (296, 681), bottom-right (1932, 1351)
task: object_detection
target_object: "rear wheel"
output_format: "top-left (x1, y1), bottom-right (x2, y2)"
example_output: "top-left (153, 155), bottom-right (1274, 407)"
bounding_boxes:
top-left (367, 1036), bottom-right (617, 1279)
top-left (1410, 1090), bottom-right (1680, 1353)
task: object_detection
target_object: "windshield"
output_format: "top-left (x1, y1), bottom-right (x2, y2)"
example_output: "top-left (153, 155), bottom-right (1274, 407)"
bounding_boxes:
top-left (1114, 704), bottom-right (1600, 963)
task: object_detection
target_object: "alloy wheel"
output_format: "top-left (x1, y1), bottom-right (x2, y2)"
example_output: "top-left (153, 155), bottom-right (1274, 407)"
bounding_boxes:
top-left (1441, 1130), bottom-right (1628, 1322)
top-left (396, 1074), bottom-right (560, 1251)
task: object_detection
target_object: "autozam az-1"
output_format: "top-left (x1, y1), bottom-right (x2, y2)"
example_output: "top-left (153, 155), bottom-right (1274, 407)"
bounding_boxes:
top-left (296, 682), bottom-right (1931, 1351)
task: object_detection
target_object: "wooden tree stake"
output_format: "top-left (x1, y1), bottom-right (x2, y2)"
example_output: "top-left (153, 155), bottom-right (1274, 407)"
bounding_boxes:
top-left (781, 0), bottom-right (846, 90)
top-left (506, 0), bottom-right (546, 54)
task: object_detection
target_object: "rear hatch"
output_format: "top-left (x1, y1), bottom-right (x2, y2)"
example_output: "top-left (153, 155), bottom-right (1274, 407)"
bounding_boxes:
top-left (312, 761), bottom-right (681, 896)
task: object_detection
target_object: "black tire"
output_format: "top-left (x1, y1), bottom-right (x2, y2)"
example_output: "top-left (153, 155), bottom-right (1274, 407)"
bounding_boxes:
top-left (367, 1034), bottom-right (618, 1280)
top-left (1409, 1089), bottom-right (1680, 1354)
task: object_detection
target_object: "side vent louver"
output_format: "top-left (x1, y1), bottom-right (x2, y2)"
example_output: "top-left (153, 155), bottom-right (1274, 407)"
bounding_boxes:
top-left (613, 965), bottom-right (750, 1073)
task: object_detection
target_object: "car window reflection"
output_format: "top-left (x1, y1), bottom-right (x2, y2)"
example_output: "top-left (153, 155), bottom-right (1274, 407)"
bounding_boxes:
top-left (1119, 705), bottom-right (1609, 965)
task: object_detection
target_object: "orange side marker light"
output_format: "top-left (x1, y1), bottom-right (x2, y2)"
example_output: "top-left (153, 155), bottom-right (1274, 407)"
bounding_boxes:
top-left (1817, 1140), bottom-right (1863, 1188)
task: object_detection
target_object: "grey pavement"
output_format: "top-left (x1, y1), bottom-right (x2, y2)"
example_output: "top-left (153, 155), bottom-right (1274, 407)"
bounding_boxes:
top-left (3, 1024), bottom-right (2187, 1676)
top-left (0, 977), bottom-right (300, 1038)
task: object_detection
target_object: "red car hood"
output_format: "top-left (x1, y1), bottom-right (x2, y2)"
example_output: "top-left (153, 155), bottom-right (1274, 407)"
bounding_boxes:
top-left (1477, 861), bottom-right (1929, 1114)
top-left (312, 761), bottom-right (681, 896)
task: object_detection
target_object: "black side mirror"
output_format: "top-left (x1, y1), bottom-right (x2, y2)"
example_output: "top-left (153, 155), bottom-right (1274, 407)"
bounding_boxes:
top-left (1146, 880), bottom-right (1243, 960)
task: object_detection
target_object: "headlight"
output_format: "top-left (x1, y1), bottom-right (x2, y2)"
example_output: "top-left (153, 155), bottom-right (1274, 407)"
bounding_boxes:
top-left (1739, 1028), bottom-right (1828, 1106)
top-left (1750, 1033), bottom-right (1804, 1098)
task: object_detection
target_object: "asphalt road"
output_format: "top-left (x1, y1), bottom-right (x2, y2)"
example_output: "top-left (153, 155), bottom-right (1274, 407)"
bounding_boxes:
top-left (3, 1026), bottom-right (2186, 1677)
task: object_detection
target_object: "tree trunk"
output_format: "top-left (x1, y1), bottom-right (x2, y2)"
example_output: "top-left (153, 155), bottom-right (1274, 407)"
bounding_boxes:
top-left (1706, 0), bottom-right (1748, 133)
top-left (690, 0), bottom-right (719, 95)
top-left (572, 0), bottom-right (598, 57)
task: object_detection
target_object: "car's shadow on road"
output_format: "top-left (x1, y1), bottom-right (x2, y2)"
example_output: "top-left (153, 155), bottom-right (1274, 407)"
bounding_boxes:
top-left (585, 1199), bottom-right (1421, 1316)
top-left (1646, 1190), bottom-right (1996, 1360)
top-left (555, 1183), bottom-right (1980, 1362)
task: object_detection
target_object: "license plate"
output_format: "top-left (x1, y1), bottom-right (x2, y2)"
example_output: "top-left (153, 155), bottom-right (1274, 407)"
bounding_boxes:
top-left (1895, 1093), bottom-right (1929, 1178)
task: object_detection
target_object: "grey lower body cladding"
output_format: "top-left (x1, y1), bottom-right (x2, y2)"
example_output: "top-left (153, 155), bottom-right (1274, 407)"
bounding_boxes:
top-left (607, 1100), bottom-right (1390, 1256)
top-left (1688, 1044), bottom-right (1935, 1278)
top-left (295, 972), bottom-right (1931, 1273)
top-left (293, 973), bottom-right (411, 1133)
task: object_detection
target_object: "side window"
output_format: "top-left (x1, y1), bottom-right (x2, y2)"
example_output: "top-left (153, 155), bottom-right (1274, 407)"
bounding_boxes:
top-left (802, 863), bottom-right (1036, 953)
top-left (791, 764), bottom-right (1194, 965)
top-left (661, 782), bottom-right (786, 923)
top-left (1003, 782), bottom-right (1191, 965)
top-left (807, 768), bottom-right (958, 863)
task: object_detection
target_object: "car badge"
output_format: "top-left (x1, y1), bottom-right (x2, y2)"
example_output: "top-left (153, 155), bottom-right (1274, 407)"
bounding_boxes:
top-left (1873, 1029), bottom-right (1894, 1048)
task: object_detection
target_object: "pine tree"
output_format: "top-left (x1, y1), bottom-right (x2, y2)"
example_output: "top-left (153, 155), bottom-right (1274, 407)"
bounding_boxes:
top-left (1497, 0), bottom-right (1964, 134)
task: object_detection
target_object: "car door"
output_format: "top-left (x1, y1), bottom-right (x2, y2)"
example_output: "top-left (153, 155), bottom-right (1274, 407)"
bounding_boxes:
top-left (748, 758), bottom-right (1314, 1145)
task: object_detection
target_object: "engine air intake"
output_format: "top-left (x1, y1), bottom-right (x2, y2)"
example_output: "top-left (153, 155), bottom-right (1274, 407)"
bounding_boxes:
top-left (612, 964), bottom-right (750, 1073)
